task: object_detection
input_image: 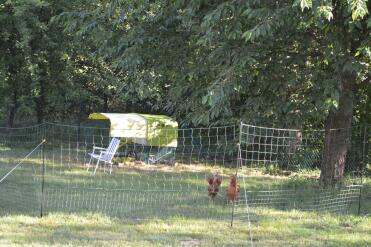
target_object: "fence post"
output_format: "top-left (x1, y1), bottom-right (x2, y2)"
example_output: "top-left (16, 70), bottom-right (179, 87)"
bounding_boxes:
top-left (230, 143), bottom-right (240, 227)
top-left (358, 125), bottom-right (367, 215)
top-left (40, 123), bottom-right (47, 218)
top-left (231, 122), bottom-right (243, 227)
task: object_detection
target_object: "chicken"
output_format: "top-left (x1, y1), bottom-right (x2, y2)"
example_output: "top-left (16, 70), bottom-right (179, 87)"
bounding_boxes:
top-left (206, 173), bottom-right (222, 199)
top-left (227, 175), bottom-right (240, 204)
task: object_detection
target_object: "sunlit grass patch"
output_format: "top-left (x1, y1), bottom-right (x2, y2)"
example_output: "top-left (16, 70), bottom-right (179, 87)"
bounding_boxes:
top-left (0, 209), bottom-right (369, 246)
top-left (0, 213), bottom-right (250, 246)
top-left (246, 208), bottom-right (371, 247)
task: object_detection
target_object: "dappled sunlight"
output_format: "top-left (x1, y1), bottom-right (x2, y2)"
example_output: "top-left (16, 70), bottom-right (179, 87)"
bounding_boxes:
top-left (117, 162), bottom-right (229, 174)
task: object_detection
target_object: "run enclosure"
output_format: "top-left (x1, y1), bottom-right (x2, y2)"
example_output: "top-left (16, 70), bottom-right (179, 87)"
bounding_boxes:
top-left (0, 122), bottom-right (368, 222)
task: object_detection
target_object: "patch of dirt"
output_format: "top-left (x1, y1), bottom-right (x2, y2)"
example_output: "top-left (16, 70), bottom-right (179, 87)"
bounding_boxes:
top-left (116, 162), bottom-right (321, 181)
top-left (118, 162), bottom-right (223, 174)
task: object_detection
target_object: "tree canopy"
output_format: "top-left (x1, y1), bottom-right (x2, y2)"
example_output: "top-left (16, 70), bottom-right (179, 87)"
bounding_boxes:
top-left (1, 0), bottom-right (369, 129)
top-left (0, 0), bottom-right (369, 184)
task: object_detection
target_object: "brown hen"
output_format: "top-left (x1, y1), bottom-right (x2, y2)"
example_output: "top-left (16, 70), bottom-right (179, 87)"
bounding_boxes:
top-left (206, 173), bottom-right (222, 199)
top-left (227, 175), bottom-right (240, 204)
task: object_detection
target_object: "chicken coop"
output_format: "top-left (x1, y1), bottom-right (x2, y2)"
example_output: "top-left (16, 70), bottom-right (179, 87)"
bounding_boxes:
top-left (87, 113), bottom-right (178, 164)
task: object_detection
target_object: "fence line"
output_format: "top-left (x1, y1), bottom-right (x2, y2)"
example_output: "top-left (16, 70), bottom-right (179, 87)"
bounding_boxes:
top-left (0, 122), bottom-right (368, 220)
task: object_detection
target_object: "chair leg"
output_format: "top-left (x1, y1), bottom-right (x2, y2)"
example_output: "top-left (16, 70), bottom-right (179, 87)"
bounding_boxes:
top-left (109, 163), bottom-right (112, 174)
top-left (87, 156), bottom-right (93, 171)
top-left (93, 159), bottom-right (100, 175)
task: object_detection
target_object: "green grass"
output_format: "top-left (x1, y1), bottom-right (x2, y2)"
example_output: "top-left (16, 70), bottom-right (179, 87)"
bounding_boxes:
top-left (249, 208), bottom-right (371, 246)
top-left (0, 147), bottom-right (370, 246)
top-left (0, 209), bottom-right (369, 246)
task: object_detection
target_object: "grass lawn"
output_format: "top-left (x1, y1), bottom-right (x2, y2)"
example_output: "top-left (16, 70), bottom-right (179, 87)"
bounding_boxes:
top-left (0, 147), bottom-right (370, 246)
top-left (0, 209), bottom-right (369, 246)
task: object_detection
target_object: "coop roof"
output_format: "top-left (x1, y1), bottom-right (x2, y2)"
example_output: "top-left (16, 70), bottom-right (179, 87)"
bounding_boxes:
top-left (88, 113), bottom-right (178, 147)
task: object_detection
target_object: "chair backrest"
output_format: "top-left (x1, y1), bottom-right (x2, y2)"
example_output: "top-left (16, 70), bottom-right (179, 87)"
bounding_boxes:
top-left (104, 138), bottom-right (120, 161)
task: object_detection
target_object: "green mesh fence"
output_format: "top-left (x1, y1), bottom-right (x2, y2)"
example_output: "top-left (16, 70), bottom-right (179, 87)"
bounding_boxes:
top-left (0, 140), bottom-right (44, 216)
top-left (0, 123), bottom-right (238, 220)
top-left (0, 122), bottom-right (368, 247)
top-left (236, 123), bottom-right (368, 246)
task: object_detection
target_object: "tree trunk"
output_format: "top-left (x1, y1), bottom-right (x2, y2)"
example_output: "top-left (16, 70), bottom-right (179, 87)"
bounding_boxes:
top-left (320, 72), bottom-right (355, 186)
top-left (36, 69), bottom-right (46, 124)
top-left (6, 21), bottom-right (19, 128)
top-left (103, 94), bottom-right (108, 112)
top-left (7, 89), bottom-right (18, 128)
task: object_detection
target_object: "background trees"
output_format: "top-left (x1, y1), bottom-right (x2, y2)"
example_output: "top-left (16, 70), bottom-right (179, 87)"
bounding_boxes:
top-left (0, 0), bottom-right (369, 183)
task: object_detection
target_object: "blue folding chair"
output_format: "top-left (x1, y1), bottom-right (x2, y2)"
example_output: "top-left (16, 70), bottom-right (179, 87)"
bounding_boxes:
top-left (87, 138), bottom-right (120, 175)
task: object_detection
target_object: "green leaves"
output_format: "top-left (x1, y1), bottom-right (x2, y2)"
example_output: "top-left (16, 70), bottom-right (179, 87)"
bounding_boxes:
top-left (295, 0), bottom-right (369, 22)
top-left (241, 5), bottom-right (289, 42)
top-left (350, 0), bottom-right (369, 20)
top-left (294, 0), bottom-right (313, 11)
top-left (316, 5), bottom-right (333, 21)
top-left (0, 0), bottom-right (368, 129)
top-left (242, 22), bottom-right (272, 41)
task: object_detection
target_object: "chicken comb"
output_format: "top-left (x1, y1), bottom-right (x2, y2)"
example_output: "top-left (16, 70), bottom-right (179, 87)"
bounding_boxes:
top-left (230, 175), bottom-right (237, 184)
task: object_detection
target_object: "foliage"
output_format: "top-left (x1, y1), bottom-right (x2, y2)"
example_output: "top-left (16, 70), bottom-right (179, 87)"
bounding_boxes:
top-left (0, 0), bottom-right (369, 129)
top-left (48, 0), bottom-right (369, 128)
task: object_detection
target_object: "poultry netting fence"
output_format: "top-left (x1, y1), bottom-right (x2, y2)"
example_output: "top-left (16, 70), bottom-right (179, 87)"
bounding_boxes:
top-left (234, 123), bottom-right (369, 246)
top-left (0, 122), bottom-right (239, 220)
top-left (0, 122), bottom-right (368, 227)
